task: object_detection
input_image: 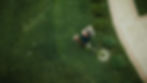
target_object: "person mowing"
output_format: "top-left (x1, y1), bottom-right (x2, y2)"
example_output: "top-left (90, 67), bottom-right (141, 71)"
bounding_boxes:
top-left (73, 25), bottom-right (95, 49)
top-left (73, 25), bottom-right (111, 62)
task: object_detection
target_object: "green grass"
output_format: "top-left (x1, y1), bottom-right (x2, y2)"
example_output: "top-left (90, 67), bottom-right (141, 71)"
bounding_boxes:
top-left (135, 0), bottom-right (147, 15)
top-left (0, 0), bottom-right (141, 83)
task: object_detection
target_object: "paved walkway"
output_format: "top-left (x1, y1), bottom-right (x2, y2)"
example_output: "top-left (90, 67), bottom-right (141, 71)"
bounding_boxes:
top-left (108, 0), bottom-right (147, 82)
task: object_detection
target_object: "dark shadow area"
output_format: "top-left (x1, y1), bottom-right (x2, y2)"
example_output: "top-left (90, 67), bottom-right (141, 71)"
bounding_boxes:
top-left (135, 0), bottom-right (147, 15)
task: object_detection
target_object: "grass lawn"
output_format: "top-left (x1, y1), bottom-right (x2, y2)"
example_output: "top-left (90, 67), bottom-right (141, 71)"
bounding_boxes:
top-left (135, 0), bottom-right (147, 15)
top-left (0, 0), bottom-right (141, 83)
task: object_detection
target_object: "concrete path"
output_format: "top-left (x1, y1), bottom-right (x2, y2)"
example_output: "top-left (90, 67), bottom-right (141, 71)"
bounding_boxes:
top-left (108, 0), bottom-right (147, 82)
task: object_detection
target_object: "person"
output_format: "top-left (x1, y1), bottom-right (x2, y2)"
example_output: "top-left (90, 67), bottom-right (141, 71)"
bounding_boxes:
top-left (73, 25), bottom-right (95, 48)
top-left (73, 26), bottom-right (111, 62)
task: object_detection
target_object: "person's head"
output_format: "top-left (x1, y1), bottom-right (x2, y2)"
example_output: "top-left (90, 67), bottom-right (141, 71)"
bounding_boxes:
top-left (82, 30), bottom-right (89, 37)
